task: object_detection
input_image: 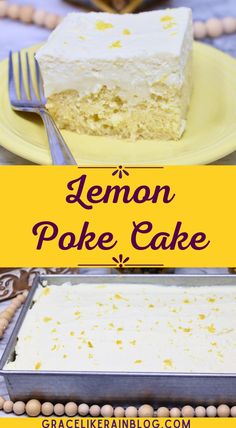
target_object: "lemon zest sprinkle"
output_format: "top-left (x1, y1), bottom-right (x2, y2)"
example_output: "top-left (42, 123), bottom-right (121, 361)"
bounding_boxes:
top-left (96, 20), bottom-right (113, 31)
top-left (163, 359), bottom-right (173, 368)
top-left (110, 41), bottom-right (122, 49)
top-left (35, 362), bottom-right (42, 370)
top-left (43, 316), bottom-right (52, 323)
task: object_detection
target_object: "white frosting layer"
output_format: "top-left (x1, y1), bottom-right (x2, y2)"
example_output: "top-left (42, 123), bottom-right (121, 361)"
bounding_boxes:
top-left (6, 283), bottom-right (236, 373)
top-left (36, 9), bottom-right (193, 102)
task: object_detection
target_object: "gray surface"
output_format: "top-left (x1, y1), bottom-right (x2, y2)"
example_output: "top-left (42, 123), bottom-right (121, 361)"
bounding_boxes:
top-left (0, 0), bottom-right (236, 164)
top-left (2, 274), bottom-right (236, 407)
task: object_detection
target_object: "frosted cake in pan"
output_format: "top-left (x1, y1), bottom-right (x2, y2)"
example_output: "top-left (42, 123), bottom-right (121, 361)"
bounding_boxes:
top-left (36, 9), bottom-right (193, 141)
top-left (6, 283), bottom-right (236, 373)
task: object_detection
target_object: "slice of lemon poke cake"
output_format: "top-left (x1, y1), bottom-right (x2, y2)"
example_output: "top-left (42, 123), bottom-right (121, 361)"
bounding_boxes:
top-left (36, 9), bottom-right (193, 141)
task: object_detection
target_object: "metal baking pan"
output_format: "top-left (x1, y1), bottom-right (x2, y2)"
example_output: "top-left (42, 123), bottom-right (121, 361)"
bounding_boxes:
top-left (0, 274), bottom-right (236, 406)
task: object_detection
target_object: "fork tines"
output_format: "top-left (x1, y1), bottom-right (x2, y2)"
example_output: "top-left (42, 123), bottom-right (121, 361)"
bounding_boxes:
top-left (8, 50), bottom-right (46, 108)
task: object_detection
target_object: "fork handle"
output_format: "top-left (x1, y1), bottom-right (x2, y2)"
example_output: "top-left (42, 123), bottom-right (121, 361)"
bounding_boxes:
top-left (39, 109), bottom-right (77, 165)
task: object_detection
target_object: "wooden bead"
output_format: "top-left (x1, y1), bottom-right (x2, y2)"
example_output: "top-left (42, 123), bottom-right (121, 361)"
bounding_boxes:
top-left (0, 396), bottom-right (5, 410)
top-left (42, 402), bottom-right (54, 416)
top-left (13, 401), bottom-right (26, 416)
top-left (0, 1), bottom-right (7, 18)
top-left (217, 404), bottom-right (230, 417)
top-left (156, 407), bottom-right (170, 417)
top-left (8, 302), bottom-right (19, 311)
top-left (78, 403), bottom-right (89, 416)
top-left (181, 405), bottom-right (195, 417)
top-left (169, 407), bottom-right (181, 417)
top-left (0, 311), bottom-right (12, 322)
top-left (65, 402), bottom-right (77, 417)
top-left (114, 406), bottom-right (125, 417)
top-left (17, 294), bottom-right (26, 304)
top-left (206, 405), bottom-right (217, 417)
top-left (54, 403), bottom-right (65, 416)
top-left (17, 290), bottom-right (28, 304)
top-left (33, 9), bottom-right (47, 27)
top-left (7, 4), bottom-right (20, 20)
top-left (101, 404), bottom-right (113, 417)
top-left (44, 13), bottom-right (58, 30)
top-left (19, 5), bottom-right (34, 24)
top-left (222, 17), bottom-right (236, 34)
top-left (194, 22), bottom-right (207, 39)
top-left (89, 405), bottom-right (100, 417)
top-left (3, 400), bottom-right (14, 413)
top-left (22, 290), bottom-right (29, 300)
top-left (231, 406), bottom-right (236, 417)
top-left (125, 406), bottom-right (138, 417)
top-left (8, 303), bottom-right (17, 311)
top-left (25, 399), bottom-right (41, 417)
top-left (0, 318), bottom-right (9, 330)
top-left (206, 18), bottom-right (223, 38)
top-left (57, 16), bottom-right (64, 25)
top-left (5, 307), bottom-right (16, 317)
top-left (195, 406), bottom-right (206, 417)
top-left (12, 299), bottom-right (22, 309)
top-left (138, 404), bottom-right (154, 417)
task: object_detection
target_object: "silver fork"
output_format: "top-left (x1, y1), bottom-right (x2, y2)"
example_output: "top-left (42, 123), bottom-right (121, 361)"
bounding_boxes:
top-left (8, 51), bottom-right (77, 165)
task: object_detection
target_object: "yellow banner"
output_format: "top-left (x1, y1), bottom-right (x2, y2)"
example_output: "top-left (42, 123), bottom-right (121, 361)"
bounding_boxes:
top-left (0, 165), bottom-right (235, 267)
top-left (0, 418), bottom-right (235, 427)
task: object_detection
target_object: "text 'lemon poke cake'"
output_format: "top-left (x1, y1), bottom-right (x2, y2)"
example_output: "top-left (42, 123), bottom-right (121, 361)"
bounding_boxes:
top-left (36, 9), bottom-right (193, 141)
top-left (6, 283), bottom-right (236, 373)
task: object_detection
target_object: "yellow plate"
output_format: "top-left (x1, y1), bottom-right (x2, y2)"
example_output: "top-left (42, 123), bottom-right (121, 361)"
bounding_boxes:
top-left (1, 42), bottom-right (236, 165)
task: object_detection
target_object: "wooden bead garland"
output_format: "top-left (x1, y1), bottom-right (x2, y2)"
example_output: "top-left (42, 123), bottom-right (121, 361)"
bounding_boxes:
top-left (0, 1), bottom-right (236, 39)
top-left (0, 291), bottom-right (28, 340)
top-left (0, 396), bottom-right (236, 418)
top-left (194, 17), bottom-right (236, 39)
top-left (0, 1), bottom-right (62, 31)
